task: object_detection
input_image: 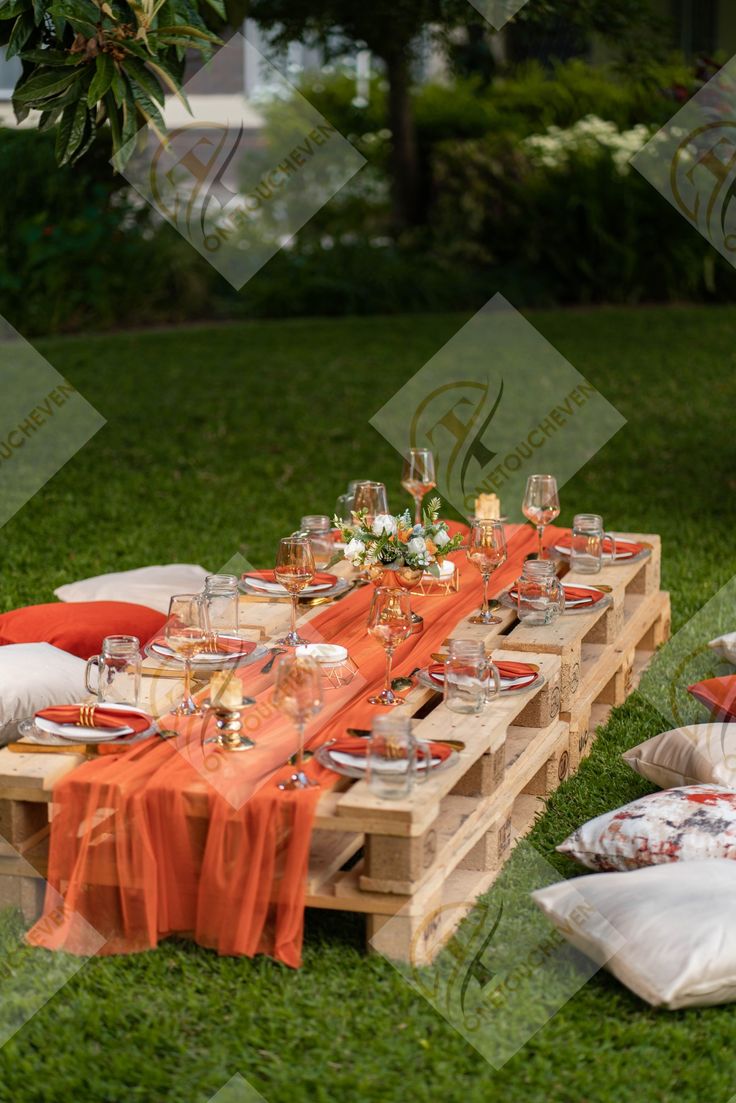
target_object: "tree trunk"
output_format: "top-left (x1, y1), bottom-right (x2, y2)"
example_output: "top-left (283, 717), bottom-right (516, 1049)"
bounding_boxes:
top-left (384, 48), bottom-right (420, 229)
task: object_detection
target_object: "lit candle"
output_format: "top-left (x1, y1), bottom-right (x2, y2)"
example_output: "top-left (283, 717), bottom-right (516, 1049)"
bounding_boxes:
top-left (475, 493), bottom-right (501, 520)
top-left (210, 670), bottom-right (243, 710)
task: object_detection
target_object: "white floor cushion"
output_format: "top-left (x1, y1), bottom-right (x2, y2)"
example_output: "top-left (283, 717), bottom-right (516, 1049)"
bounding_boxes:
top-left (54, 564), bottom-right (209, 615)
top-left (558, 784), bottom-right (736, 871)
top-left (709, 631), bottom-right (736, 665)
top-left (0, 643), bottom-right (87, 728)
top-left (623, 722), bottom-right (736, 788)
top-left (533, 860), bottom-right (736, 1009)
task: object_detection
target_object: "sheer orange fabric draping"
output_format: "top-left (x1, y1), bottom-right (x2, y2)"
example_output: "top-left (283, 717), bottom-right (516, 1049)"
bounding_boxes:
top-left (28, 523), bottom-right (562, 967)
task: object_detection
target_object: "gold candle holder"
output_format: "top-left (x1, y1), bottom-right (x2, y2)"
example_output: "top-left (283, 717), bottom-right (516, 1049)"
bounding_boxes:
top-left (202, 698), bottom-right (255, 751)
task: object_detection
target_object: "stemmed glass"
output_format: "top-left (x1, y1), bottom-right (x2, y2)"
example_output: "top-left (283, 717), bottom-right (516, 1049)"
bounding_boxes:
top-left (367, 587), bottom-right (412, 706)
top-left (275, 536), bottom-right (315, 647)
top-left (466, 520), bottom-right (508, 625)
top-left (273, 654), bottom-right (324, 790)
top-left (522, 474), bottom-right (560, 560)
top-left (352, 481), bottom-right (389, 526)
top-left (401, 448), bottom-right (436, 525)
top-left (165, 594), bottom-right (207, 715)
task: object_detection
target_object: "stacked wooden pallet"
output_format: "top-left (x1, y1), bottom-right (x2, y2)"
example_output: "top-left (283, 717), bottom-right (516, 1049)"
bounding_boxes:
top-left (0, 533), bottom-right (670, 963)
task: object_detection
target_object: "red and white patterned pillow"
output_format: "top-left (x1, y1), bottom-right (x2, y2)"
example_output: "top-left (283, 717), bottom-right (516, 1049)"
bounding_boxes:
top-left (558, 785), bottom-right (736, 872)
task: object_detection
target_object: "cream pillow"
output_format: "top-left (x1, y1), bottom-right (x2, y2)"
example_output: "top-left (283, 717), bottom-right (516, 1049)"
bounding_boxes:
top-left (0, 643), bottom-right (87, 728)
top-left (55, 564), bottom-right (209, 615)
top-left (623, 722), bottom-right (736, 788)
top-left (709, 631), bottom-right (736, 665)
top-left (533, 861), bottom-right (736, 1009)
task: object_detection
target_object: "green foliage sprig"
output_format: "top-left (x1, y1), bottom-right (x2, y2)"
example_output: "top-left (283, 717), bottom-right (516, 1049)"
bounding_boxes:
top-left (0, 0), bottom-right (223, 165)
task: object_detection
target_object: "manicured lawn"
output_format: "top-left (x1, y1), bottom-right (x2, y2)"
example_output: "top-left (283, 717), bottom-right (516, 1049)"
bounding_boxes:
top-left (0, 304), bottom-right (734, 1103)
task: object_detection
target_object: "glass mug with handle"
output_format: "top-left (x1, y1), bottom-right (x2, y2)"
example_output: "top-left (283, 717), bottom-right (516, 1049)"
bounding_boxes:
top-left (443, 639), bottom-right (501, 715)
top-left (516, 560), bottom-right (565, 625)
top-left (570, 514), bottom-right (616, 574)
top-left (202, 573), bottom-right (240, 638)
top-left (85, 635), bottom-right (142, 706)
top-left (366, 715), bottom-right (432, 800)
top-left (299, 514), bottom-right (335, 570)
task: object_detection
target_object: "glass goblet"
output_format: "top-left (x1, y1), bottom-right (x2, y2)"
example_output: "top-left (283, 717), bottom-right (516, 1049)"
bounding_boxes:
top-left (274, 536), bottom-right (316, 647)
top-left (466, 519), bottom-right (508, 625)
top-left (273, 653), bottom-right (324, 790)
top-left (165, 593), bottom-right (206, 715)
top-left (522, 474), bottom-right (560, 560)
top-left (367, 587), bottom-right (412, 706)
top-left (401, 448), bottom-right (436, 526)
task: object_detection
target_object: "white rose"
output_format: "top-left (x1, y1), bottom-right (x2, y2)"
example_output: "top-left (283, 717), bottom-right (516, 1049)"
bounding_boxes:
top-left (345, 538), bottom-right (365, 560)
top-left (407, 536), bottom-right (427, 556)
top-left (372, 514), bottom-right (397, 536)
top-left (433, 529), bottom-right (450, 547)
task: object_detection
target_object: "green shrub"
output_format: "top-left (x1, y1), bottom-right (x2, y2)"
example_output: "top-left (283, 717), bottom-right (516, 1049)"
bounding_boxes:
top-left (0, 126), bottom-right (213, 335)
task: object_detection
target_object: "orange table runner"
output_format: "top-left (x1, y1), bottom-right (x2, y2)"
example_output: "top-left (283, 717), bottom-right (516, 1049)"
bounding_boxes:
top-left (28, 523), bottom-right (563, 966)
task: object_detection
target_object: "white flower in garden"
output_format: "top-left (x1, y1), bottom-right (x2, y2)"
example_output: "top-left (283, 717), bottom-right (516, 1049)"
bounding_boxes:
top-left (372, 514), bottom-right (397, 536)
top-left (433, 529), bottom-right (451, 547)
top-left (407, 536), bottom-right (427, 556)
top-left (345, 538), bottom-right (366, 560)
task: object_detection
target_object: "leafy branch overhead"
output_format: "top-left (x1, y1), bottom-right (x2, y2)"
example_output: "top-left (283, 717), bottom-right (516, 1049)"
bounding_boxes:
top-left (0, 0), bottom-right (224, 165)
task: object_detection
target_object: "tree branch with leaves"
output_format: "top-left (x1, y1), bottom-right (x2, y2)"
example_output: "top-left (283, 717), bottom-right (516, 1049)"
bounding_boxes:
top-left (0, 0), bottom-right (223, 165)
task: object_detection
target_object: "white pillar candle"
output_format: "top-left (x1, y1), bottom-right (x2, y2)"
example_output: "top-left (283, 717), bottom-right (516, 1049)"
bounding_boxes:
top-left (210, 670), bottom-right (243, 709)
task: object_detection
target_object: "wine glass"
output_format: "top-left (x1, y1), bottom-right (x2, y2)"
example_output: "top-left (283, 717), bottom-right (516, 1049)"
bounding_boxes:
top-left (275, 536), bottom-right (316, 647)
top-left (367, 587), bottom-right (412, 706)
top-left (165, 594), bottom-right (206, 715)
top-left (401, 448), bottom-right (436, 525)
top-left (273, 654), bottom-right (324, 789)
top-left (466, 520), bottom-right (508, 625)
top-left (352, 481), bottom-right (389, 526)
top-left (522, 474), bottom-right (560, 560)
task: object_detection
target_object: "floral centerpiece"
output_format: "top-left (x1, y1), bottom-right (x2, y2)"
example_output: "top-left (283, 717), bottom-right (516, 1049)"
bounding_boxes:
top-left (333, 497), bottom-right (463, 578)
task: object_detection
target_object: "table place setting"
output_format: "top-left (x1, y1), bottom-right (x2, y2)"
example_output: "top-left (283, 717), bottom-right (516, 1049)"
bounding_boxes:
top-left (17, 444), bottom-right (659, 975)
top-left (14, 702), bottom-right (157, 754)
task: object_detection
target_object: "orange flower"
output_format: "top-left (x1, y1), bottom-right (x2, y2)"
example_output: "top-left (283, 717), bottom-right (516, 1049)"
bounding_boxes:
top-left (426, 539), bottom-right (437, 556)
top-left (397, 527), bottom-right (413, 543)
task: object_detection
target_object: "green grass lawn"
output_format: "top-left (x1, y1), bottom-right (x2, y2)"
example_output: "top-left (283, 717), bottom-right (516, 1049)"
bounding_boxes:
top-left (0, 304), bottom-right (735, 1103)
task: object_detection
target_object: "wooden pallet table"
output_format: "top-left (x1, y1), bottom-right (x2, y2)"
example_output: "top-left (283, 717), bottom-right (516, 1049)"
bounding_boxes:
top-left (0, 531), bottom-right (670, 961)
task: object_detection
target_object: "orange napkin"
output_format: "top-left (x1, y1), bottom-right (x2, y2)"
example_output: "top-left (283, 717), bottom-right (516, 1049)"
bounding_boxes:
top-left (555, 535), bottom-right (643, 558)
top-left (428, 660), bottom-right (537, 687)
top-left (209, 637), bottom-right (257, 656)
top-left (36, 705), bottom-right (152, 733)
top-left (508, 584), bottom-right (604, 607)
top-left (326, 736), bottom-right (453, 763)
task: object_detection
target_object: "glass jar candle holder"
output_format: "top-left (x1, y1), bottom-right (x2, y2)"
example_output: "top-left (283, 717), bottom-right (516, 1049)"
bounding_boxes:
top-left (516, 561), bottom-right (565, 626)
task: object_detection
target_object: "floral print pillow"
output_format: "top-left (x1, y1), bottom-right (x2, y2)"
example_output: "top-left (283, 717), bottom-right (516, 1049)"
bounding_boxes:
top-left (558, 785), bottom-right (736, 872)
